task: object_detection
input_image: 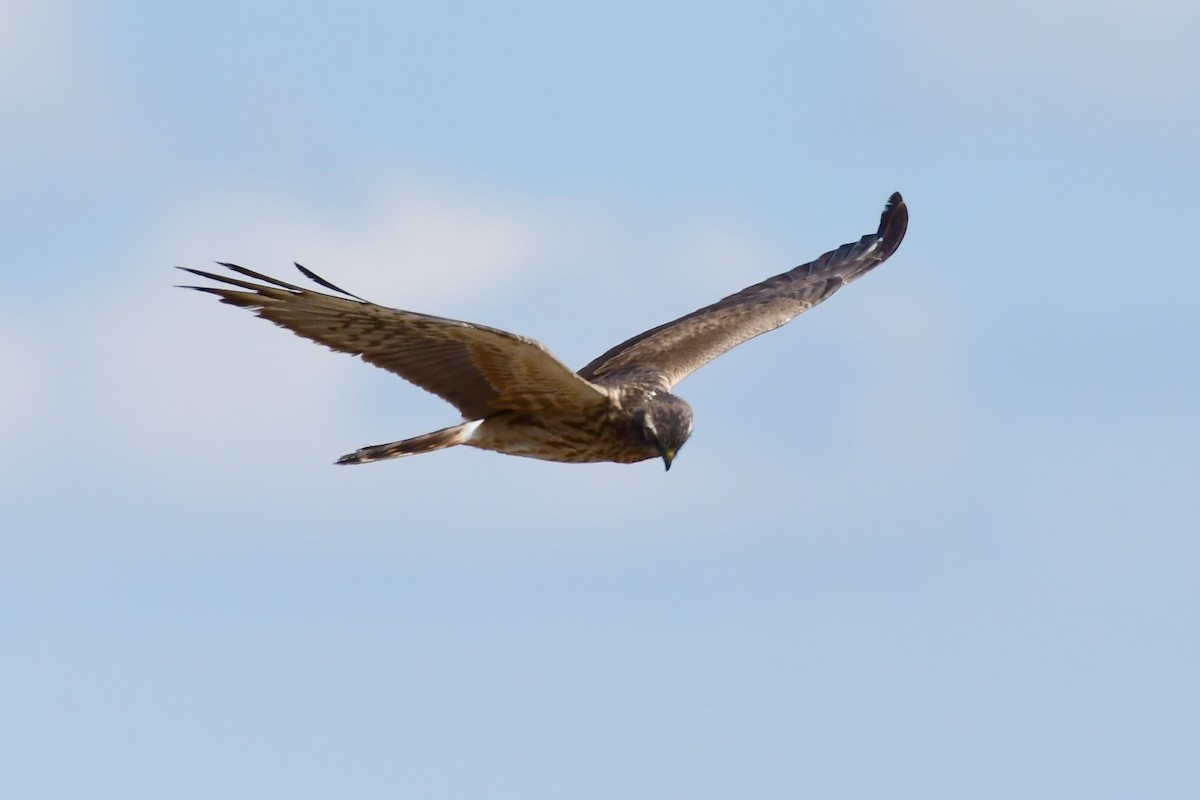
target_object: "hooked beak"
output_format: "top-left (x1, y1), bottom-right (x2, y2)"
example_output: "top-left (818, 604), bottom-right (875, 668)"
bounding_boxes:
top-left (661, 448), bottom-right (676, 471)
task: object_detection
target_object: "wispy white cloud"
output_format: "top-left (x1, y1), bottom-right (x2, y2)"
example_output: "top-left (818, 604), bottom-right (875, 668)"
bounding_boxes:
top-left (151, 177), bottom-right (570, 309)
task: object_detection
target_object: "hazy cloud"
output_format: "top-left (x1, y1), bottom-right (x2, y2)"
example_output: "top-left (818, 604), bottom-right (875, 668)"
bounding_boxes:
top-left (0, 316), bottom-right (45, 458)
top-left (845, 279), bottom-right (965, 479)
top-left (0, 0), bottom-right (119, 157)
top-left (896, 0), bottom-right (1200, 120)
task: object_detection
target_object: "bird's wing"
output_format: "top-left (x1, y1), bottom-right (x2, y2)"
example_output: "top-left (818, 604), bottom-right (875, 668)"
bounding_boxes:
top-left (577, 192), bottom-right (908, 389)
top-left (180, 263), bottom-right (608, 419)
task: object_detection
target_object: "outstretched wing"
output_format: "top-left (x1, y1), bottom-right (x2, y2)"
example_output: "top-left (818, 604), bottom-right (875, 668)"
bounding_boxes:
top-left (179, 263), bottom-right (608, 419)
top-left (577, 193), bottom-right (908, 389)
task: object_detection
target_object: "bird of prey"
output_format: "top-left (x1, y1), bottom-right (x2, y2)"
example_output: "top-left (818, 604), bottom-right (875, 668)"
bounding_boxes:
top-left (181, 192), bottom-right (907, 470)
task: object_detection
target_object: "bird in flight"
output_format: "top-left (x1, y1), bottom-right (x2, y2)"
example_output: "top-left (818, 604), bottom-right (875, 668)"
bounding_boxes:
top-left (181, 192), bottom-right (907, 470)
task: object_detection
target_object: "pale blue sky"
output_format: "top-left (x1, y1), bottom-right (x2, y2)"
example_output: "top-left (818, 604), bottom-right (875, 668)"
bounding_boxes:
top-left (3, 1), bottom-right (1198, 797)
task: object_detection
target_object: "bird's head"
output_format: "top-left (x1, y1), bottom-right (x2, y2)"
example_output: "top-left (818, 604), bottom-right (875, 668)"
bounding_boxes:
top-left (637, 394), bottom-right (693, 471)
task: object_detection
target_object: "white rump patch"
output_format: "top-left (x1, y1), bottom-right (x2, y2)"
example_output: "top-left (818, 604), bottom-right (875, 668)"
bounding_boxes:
top-left (461, 419), bottom-right (483, 442)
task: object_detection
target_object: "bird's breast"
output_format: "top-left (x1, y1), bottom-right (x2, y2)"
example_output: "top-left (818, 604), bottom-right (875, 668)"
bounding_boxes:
top-left (467, 407), bottom-right (655, 464)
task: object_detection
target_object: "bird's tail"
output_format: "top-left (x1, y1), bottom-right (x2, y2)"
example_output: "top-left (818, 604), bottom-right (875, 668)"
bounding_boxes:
top-left (336, 420), bottom-right (480, 465)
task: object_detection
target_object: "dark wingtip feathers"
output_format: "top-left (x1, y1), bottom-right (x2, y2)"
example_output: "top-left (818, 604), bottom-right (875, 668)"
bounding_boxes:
top-left (293, 262), bottom-right (365, 301)
top-left (174, 266), bottom-right (255, 306)
top-left (176, 261), bottom-right (370, 307)
top-left (878, 192), bottom-right (908, 260)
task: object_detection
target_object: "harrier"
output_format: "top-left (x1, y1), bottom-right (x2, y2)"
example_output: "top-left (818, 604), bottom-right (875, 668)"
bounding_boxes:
top-left (181, 192), bottom-right (907, 470)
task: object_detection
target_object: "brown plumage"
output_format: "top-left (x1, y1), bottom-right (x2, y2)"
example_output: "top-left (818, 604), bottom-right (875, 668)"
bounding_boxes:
top-left (180, 192), bottom-right (908, 470)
